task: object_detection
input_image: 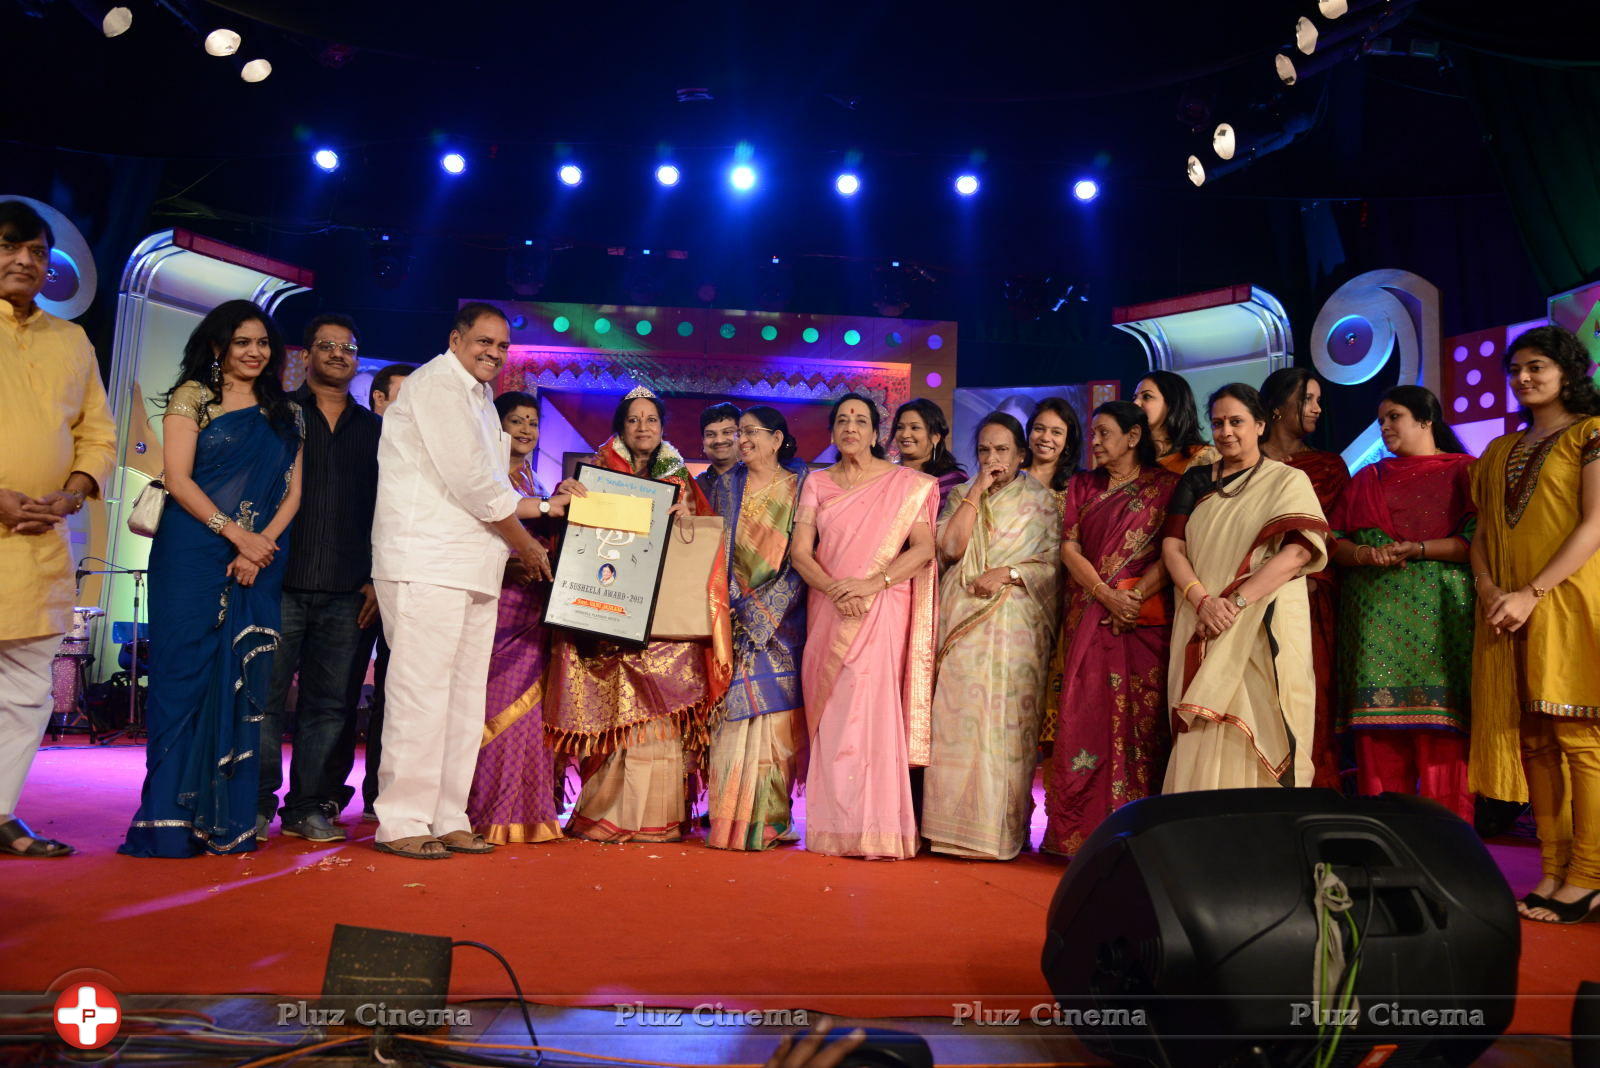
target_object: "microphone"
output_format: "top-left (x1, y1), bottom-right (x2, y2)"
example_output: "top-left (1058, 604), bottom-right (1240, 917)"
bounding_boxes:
top-left (75, 567), bottom-right (91, 586)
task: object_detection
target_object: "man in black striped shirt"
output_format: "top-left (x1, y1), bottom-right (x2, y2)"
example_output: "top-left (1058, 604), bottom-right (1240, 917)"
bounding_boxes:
top-left (256, 313), bottom-right (382, 843)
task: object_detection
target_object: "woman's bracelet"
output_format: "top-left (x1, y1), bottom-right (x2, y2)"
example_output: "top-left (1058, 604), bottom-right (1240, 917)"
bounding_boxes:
top-left (1417, 541), bottom-right (1427, 561)
top-left (958, 497), bottom-right (979, 515)
top-left (1091, 580), bottom-right (1109, 597)
top-left (881, 571), bottom-right (892, 589)
top-left (1181, 579), bottom-right (1203, 602)
top-left (206, 511), bottom-right (232, 535)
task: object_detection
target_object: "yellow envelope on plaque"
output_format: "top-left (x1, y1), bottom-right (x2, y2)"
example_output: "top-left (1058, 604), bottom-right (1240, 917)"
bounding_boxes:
top-left (567, 492), bottom-right (653, 534)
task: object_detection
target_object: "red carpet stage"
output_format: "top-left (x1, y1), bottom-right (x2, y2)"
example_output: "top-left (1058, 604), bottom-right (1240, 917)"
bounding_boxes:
top-left (3, 741), bottom-right (1594, 1039)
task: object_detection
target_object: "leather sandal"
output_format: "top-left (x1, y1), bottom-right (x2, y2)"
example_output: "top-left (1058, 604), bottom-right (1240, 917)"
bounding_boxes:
top-left (437, 830), bottom-right (495, 854)
top-left (0, 817), bottom-right (75, 858)
top-left (373, 835), bottom-right (451, 860)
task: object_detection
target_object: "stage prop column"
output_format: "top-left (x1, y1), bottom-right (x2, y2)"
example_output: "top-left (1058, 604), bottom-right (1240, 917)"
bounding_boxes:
top-left (1113, 284), bottom-right (1294, 432)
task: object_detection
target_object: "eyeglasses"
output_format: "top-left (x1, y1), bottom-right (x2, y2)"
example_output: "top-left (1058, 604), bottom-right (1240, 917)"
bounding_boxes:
top-left (312, 340), bottom-right (359, 355)
top-left (735, 426), bottom-right (779, 438)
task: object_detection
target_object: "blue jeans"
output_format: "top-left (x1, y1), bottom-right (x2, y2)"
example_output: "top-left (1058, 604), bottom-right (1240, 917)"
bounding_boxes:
top-left (258, 588), bottom-right (365, 822)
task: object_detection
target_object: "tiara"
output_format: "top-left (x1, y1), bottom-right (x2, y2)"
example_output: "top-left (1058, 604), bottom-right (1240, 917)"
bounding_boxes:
top-left (623, 384), bottom-right (659, 401)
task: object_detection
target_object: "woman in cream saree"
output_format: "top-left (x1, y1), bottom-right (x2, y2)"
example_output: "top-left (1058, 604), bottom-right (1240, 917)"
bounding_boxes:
top-left (1160, 384), bottom-right (1329, 791)
top-left (923, 414), bottom-right (1060, 860)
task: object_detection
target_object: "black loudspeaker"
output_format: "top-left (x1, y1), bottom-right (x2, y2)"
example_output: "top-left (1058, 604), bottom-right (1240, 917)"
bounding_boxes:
top-left (320, 924), bottom-right (453, 1031)
top-left (1040, 790), bottom-right (1518, 1068)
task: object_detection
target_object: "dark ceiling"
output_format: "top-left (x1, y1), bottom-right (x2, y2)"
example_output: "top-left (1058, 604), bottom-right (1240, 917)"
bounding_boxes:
top-left (7, 1), bottom-right (1591, 382)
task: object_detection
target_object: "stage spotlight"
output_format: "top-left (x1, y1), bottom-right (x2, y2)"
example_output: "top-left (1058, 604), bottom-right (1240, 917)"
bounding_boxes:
top-left (205, 29), bottom-right (241, 56)
top-left (440, 152), bottom-right (467, 175)
top-left (1071, 178), bottom-right (1099, 202)
top-left (1319, 0), bottom-right (1349, 15)
top-left (729, 164), bottom-right (757, 192)
top-left (240, 59), bottom-right (272, 82)
top-left (1295, 16), bottom-right (1319, 54)
top-left (1212, 123), bottom-right (1237, 160)
top-left (954, 174), bottom-right (979, 196)
top-left (1186, 155), bottom-right (1206, 186)
top-left (835, 173), bottom-right (861, 197)
top-left (558, 164), bottom-right (583, 187)
top-left (312, 148), bottom-right (340, 173)
top-left (655, 164), bottom-right (681, 187)
top-left (102, 6), bottom-right (131, 37)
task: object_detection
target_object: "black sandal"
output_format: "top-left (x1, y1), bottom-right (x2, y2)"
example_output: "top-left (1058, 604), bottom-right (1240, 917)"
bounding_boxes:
top-left (1526, 888), bottom-right (1600, 925)
top-left (0, 818), bottom-right (75, 858)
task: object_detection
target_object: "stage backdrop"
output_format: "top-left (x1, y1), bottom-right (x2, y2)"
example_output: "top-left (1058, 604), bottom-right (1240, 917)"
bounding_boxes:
top-left (480, 301), bottom-right (957, 490)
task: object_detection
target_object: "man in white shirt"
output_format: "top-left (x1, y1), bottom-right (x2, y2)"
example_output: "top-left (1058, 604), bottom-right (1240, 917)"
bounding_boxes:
top-left (369, 302), bottom-right (552, 858)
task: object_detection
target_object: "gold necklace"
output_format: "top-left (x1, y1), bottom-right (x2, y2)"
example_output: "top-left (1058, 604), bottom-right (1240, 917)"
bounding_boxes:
top-left (1106, 466), bottom-right (1138, 490)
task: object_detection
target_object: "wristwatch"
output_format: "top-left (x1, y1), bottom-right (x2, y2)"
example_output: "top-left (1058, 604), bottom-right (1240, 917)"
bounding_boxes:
top-left (538, 497), bottom-right (551, 516)
top-left (1008, 567), bottom-right (1021, 585)
top-left (1232, 592), bottom-right (1249, 609)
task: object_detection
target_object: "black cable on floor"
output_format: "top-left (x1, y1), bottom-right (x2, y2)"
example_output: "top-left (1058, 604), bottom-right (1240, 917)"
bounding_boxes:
top-left (452, 939), bottom-right (543, 1065)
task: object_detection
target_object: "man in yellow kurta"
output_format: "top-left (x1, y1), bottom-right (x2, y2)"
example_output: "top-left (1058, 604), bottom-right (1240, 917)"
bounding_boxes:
top-left (0, 200), bottom-right (116, 858)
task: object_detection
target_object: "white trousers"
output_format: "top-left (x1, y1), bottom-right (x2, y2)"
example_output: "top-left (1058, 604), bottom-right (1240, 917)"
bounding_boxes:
top-left (373, 580), bottom-right (497, 843)
top-left (0, 633), bottom-right (65, 816)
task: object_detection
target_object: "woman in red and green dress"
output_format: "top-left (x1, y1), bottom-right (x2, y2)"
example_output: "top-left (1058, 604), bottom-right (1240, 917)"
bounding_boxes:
top-left (1328, 386), bottom-right (1475, 820)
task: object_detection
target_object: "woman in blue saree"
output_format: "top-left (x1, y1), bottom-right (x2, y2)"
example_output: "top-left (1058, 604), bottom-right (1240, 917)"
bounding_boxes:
top-left (705, 406), bottom-right (809, 849)
top-left (121, 300), bottom-right (303, 858)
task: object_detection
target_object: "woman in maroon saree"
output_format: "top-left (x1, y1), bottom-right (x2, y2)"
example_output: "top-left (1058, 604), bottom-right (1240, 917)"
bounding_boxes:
top-left (1045, 402), bottom-right (1179, 856)
top-left (1260, 368), bottom-right (1349, 790)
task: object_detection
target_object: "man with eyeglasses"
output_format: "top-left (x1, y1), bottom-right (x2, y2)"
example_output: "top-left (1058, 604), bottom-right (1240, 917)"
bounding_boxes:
top-left (256, 313), bottom-right (382, 843)
top-left (0, 199), bottom-right (115, 858)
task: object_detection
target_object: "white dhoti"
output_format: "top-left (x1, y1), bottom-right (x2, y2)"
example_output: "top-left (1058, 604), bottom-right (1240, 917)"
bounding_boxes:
top-left (0, 633), bottom-right (65, 816)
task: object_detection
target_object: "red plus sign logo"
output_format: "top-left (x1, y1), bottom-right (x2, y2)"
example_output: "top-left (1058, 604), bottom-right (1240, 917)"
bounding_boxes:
top-left (53, 982), bottom-right (121, 1049)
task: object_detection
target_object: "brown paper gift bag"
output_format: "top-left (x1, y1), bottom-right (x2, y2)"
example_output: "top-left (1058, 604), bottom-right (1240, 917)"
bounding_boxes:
top-left (648, 515), bottom-right (725, 640)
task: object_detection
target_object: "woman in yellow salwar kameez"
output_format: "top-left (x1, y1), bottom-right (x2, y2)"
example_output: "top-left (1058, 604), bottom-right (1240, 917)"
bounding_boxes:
top-left (1160, 383), bottom-right (1329, 791)
top-left (1470, 326), bottom-right (1600, 925)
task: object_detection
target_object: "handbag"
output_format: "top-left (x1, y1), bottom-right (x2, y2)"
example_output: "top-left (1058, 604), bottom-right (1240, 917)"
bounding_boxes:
top-left (1115, 576), bottom-right (1170, 627)
top-left (648, 515), bottom-right (725, 640)
top-left (125, 476), bottom-right (167, 538)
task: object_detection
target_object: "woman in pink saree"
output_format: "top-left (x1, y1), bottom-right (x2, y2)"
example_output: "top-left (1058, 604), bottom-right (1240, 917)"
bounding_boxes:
top-left (791, 392), bottom-right (939, 860)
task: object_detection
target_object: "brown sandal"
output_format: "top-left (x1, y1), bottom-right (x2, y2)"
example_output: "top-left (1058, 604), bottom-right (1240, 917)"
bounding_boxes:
top-left (373, 835), bottom-right (451, 860)
top-left (0, 818), bottom-right (74, 858)
top-left (437, 830), bottom-right (495, 854)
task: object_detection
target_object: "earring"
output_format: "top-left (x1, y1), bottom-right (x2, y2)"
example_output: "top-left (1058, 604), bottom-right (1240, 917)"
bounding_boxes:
top-left (210, 358), bottom-right (221, 389)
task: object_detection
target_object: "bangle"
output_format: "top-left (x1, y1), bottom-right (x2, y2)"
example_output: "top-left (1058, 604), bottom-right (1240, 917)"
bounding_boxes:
top-left (1091, 580), bottom-right (1109, 597)
top-left (1181, 579), bottom-right (1202, 601)
top-left (206, 512), bottom-right (232, 535)
top-left (1417, 541), bottom-right (1427, 561)
top-left (958, 497), bottom-right (978, 515)
top-left (1531, 584), bottom-right (1548, 599)
top-left (881, 571), bottom-right (892, 589)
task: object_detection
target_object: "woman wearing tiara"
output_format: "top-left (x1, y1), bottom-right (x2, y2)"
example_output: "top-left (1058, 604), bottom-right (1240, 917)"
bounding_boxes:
top-left (544, 386), bottom-right (732, 842)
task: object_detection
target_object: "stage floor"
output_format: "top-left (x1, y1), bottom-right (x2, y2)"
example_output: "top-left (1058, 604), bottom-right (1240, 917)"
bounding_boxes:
top-left (1, 740), bottom-right (1593, 1064)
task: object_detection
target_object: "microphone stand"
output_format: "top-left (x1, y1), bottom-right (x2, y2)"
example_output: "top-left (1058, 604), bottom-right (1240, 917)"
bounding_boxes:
top-left (76, 558), bottom-right (147, 744)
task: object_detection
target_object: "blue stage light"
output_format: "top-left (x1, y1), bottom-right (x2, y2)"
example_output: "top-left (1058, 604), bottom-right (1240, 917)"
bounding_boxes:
top-left (655, 164), bottom-right (681, 187)
top-left (1072, 178), bottom-right (1100, 202)
top-left (835, 173), bottom-right (861, 197)
top-left (440, 152), bottom-right (466, 175)
top-left (558, 164), bottom-right (583, 187)
top-left (729, 164), bottom-right (757, 192)
top-left (955, 174), bottom-right (980, 197)
top-left (312, 148), bottom-right (340, 173)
